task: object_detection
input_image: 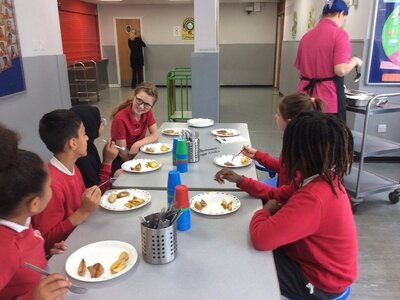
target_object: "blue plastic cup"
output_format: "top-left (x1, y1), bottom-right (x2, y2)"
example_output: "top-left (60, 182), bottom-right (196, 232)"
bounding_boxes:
top-left (172, 138), bottom-right (179, 166)
top-left (167, 170), bottom-right (181, 204)
top-left (177, 208), bottom-right (191, 231)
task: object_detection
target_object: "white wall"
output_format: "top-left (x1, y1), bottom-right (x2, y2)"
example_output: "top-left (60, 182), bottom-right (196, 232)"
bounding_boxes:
top-left (98, 3), bottom-right (276, 47)
top-left (14, 0), bottom-right (63, 57)
top-left (283, 0), bottom-right (373, 42)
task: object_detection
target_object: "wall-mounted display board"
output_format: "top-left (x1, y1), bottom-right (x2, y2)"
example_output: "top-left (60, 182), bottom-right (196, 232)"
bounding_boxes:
top-left (0, 0), bottom-right (25, 98)
top-left (367, 0), bottom-right (400, 85)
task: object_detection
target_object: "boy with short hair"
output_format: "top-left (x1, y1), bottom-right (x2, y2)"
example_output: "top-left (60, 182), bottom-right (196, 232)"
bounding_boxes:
top-left (32, 109), bottom-right (101, 252)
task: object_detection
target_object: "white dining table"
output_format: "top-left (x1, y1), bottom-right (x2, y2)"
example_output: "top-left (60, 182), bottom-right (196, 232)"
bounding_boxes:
top-left (48, 190), bottom-right (281, 300)
top-left (112, 122), bottom-right (258, 191)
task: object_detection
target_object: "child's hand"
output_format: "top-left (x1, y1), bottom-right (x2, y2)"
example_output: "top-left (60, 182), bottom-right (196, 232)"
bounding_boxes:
top-left (49, 241), bottom-right (68, 256)
top-left (32, 273), bottom-right (70, 300)
top-left (103, 139), bottom-right (119, 164)
top-left (242, 145), bottom-right (257, 158)
top-left (214, 168), bottom-right (243, 184)
top-left (129, 142), bottom-right (141, 156)
top-left (81, 185), bottom-right (101, 214)
top-left (263, 199), bottom-right (282, 215)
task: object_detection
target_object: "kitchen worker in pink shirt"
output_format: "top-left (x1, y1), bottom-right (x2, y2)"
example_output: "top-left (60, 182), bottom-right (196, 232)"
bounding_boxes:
top-left (294, 0), bottom-right (362, 121)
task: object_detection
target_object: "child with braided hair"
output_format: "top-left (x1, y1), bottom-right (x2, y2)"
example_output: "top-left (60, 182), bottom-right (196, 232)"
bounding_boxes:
top-left (215, 92), bottom-right (323, 203)
top-left (250, 112), bottom-right (356, 299)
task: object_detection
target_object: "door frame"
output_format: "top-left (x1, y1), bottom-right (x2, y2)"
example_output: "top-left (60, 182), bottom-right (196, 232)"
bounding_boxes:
top-left (113, 17), bottom-right (143, 87)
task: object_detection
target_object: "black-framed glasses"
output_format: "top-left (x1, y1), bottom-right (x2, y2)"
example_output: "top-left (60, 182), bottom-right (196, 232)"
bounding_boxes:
top-left (135, 96), bottom-right (153, 109)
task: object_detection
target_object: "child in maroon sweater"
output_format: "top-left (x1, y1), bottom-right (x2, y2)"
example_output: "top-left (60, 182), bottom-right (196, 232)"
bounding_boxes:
top-left (251, 112), bottom-right (357, 299)
top-left (0, 124), bottom-right (69, 299)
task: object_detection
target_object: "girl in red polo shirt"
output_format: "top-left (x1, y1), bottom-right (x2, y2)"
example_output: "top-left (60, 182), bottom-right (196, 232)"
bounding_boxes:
top-left (0, 125), bottom-right (70, 299)
top-left (110, 82), bottom-right (159, 172)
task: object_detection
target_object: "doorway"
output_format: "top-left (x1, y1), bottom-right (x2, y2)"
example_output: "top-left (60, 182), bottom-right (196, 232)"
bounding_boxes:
top-left (273, 1), bottom-right (285, 89)
top-left (115, 18), bottom-right (142, 87)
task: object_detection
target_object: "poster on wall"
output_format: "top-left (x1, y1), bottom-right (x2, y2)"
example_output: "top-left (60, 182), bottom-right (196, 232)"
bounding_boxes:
top-left (0, 0), bottom-right (25, 98)
top-left (181, 17), bottom-right (194, 40)
top-left (367, 0), bottom-right (400, 85)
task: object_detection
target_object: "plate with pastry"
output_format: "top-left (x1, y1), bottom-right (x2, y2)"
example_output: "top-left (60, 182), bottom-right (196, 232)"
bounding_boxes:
top-left (190, 192), bottom-right (241, 215)
top-left (100, 189), bottom-right (151, 211)
top-left (122, 159), bottom-right (162, 173)
top-left (140, 143), bottom-right (172, 154)
top-left (65, 240), bottom-right (138, 282)
top-left (187, 118), bottom-right (214, 128)
top-left (211, 128), bottom-right (240, 137)
top-left (213, 155), bottom-right (252, 168)
top-left (161, 128), bottom-right (187, 136)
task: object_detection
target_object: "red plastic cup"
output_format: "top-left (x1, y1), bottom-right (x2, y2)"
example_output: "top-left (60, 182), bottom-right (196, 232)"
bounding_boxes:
top-left (174, 185), bottom-right (190, 209)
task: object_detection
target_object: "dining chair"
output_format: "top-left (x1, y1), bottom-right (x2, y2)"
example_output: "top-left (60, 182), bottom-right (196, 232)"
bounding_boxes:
top-left (288, 286), bottom-right (351, 300)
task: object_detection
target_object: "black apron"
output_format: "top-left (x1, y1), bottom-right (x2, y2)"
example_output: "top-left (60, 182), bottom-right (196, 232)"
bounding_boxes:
top-left (301, 75), bottom-right (346, 122)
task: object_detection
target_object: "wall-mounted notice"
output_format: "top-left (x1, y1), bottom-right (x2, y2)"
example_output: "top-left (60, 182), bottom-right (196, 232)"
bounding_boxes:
top-left (367, 0), bottom-right (400, 85)
top-left (0, 0), bottom-right (25, 98)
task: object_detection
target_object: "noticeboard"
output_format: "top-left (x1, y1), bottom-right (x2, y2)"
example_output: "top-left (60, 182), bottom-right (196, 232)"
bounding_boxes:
top-left (367, 0), bottom-right (400, 85)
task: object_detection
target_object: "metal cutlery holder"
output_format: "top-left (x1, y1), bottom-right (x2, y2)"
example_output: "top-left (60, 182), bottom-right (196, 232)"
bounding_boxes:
top-left (187, 138), bottom-right (200, 163)
top-left (141, 221), bottom-right (177, 264)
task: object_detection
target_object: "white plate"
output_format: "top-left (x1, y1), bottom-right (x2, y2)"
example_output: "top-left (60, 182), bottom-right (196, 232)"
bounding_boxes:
top-left (122, 159), bottom-right (162, 173)
top-left (65, 241), bottom-right (138, 282)
top-left (140, 143), bottom-right (172, 154)
top-left (211, 128), bottom-right (240, 137)
top-left (100, 189), bottom-right (151, 211)
top-left (190, 192), bottom-right (241, 215)
top-left (214, 154), bottom-right (252, 168)
top-left (161, 128), bottom-right (187, 136)
top-left (187, 118), bottom-right (214, 128)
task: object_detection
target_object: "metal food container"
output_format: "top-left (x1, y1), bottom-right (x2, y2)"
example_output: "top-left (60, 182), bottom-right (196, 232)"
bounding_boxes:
top-left (345, 89), bottom-right (374, 106)
top-left (187, 138), bottom-right (200, 163)
top-left (141, 221), bottom-right (177, 264)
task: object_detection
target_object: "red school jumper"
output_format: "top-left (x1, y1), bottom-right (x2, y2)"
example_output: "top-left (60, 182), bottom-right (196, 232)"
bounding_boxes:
top-left (250, 175), bottom-right (357, 293)
top-left (32, 163), bottom-right (85, 252)
top-left (0, 224), bottom-right (47, 300)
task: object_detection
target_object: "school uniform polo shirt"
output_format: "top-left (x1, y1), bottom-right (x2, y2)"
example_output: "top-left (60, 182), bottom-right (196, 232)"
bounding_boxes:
top-left (111, 104), bottom-right (156, 149)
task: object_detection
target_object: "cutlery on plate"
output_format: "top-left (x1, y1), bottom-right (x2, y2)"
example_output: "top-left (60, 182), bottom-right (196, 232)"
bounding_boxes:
top-left (102, 139), bottom-right (127, 152)
top-left (231, 149), bottom-right (243, 162)
top-left (23, 262), bottom-right (88, 294)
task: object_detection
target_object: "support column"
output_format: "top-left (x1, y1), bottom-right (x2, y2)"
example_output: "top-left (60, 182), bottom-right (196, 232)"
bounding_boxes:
top-left (191, 0), bottom-right (220, 122)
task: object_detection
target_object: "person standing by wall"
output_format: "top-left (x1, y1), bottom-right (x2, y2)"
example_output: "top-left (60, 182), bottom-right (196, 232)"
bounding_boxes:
top-left (128, 30), bottom-right (146, 89)
top-left (294, 0), bottom-right (362, 121)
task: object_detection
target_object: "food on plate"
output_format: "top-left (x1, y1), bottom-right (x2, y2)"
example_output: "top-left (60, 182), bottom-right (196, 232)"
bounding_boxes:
top-left (108, 193), bottom-right (118, 203)
top-left (124, 196), bottom-right (145, 208)
top-left (217, 130), bottom-right (233, 136)
top-left (160, 144), bottom-right (170, 152)
top-left (131, 163), bottom-right (141, 172)
top-left (146, 161), bottom-right (159, 168)
top-left (87, 263), bottom-right (104, 278)
top-left (110, 251), bottom-right (130, 274)
top-left (163, 129), bottom-right (176, 135)
top-left (77, 258), bottom-right (86, 276)
top-left (194, 199), bottom-right (207, 210)
top-left (117, 191), bottom-right (130, 198)
top-left (224, 161), bottom-right (235, 167)
top-left (240, 157), bottom-right (250, 165)
top-left (221, 199), bottom-right (233, 211)
top-left (145, 147), bottom-right (155, 153)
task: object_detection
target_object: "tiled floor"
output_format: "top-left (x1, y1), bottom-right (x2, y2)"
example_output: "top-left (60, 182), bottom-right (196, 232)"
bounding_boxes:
top-left (91, 86), bottom-right (400, 299)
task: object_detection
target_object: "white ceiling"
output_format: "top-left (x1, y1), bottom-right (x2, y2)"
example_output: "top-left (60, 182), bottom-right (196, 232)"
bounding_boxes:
top-left (82, 0), bottom-right (279, 5)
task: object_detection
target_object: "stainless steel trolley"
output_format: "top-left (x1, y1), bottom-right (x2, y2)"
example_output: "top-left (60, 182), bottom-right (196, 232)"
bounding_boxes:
top-left (344, 92), bottom-right (400, 205)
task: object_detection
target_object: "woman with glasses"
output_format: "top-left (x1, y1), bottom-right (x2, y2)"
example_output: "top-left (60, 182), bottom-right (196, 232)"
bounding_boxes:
top-left (110, 82), bottom-right (159, 173)
top-left (70, 105), bottom-right (119, 192)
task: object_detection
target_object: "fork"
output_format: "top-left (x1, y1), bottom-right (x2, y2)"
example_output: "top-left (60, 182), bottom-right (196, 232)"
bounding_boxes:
top-left (102, 139), bottom-right (128, 152)
top-left (23, 262), bottom-right (88, 294)
top-left (231, 149), bottom-right (243, 162)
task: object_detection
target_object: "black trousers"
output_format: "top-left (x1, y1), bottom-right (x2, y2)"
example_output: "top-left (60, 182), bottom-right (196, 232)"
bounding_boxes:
top-left (273, 247), bottom-right (345, 300)
top-left (131, 67), bottom-right (144, 88)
